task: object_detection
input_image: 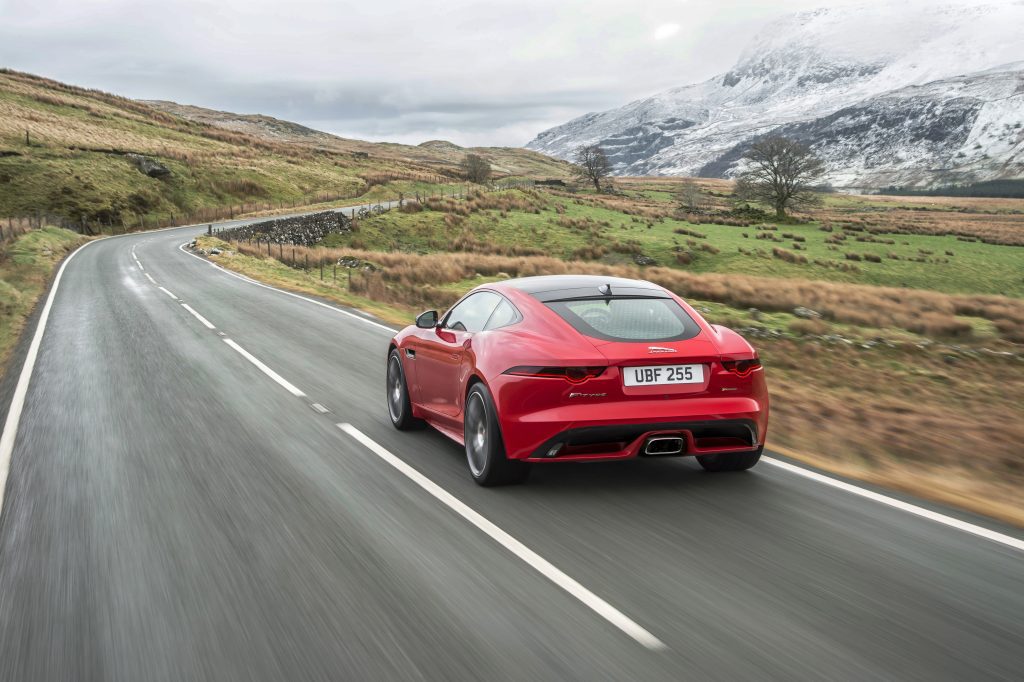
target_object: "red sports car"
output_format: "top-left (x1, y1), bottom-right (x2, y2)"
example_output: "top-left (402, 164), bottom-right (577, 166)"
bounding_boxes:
top-left (386, 275), bottom-right (769, 485)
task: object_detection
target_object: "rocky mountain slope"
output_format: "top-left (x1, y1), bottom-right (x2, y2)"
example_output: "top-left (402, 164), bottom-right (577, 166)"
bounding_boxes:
top-left (526, 1), bottom-right (1024, 188)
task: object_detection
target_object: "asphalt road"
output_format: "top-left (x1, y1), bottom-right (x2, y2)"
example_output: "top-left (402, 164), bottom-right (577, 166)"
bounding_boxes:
top-left (0, 213), bottom-right (1022, 681)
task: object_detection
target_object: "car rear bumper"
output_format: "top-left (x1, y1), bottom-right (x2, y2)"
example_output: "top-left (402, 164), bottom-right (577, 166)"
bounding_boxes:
top-left (498, 396), bottom-right (768, 461)
top-left (525, 419), bottom-right (761, 461)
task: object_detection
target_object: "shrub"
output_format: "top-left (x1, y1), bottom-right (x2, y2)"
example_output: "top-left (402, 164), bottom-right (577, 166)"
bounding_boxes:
top-left (571, 245), bottom-right (608, 261)
top-left (789, 318), bottom-right (829, 335)
top-left (772, 247), bottom-right (808, 264)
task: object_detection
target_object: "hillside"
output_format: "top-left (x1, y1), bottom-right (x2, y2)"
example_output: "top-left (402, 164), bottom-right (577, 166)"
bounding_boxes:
top-left (143, 100), bottom-right (567, 178)
top-left (527, 1), bottom-right (1024, 188)
top-left (0, 70), bottom-right (568, 230)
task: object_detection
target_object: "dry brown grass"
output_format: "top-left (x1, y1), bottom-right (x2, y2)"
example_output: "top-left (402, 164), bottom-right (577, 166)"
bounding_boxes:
top-left (420, 189), bottom-right (547, 217)
top-left (226, 240), bottom-right (1024, 341)
top-left (0, 69), bottom-right (336, 161)
top-left (818, 210), bottom-right (1024, 246)
top-left (763, 338), bottom-right (1024, 525)
top-left (612, 176), bottom-right (1024, 246)
top-left (204, 235), bottom-right (1024, 524)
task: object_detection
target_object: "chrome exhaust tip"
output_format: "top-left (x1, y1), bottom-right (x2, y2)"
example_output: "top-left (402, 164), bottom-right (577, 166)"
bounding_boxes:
top-left (643, 436), bottom-right (685, 456)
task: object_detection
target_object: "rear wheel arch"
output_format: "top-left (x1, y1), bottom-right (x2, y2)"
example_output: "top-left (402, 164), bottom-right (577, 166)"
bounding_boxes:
top-left (465, 373), bottom-right (486, 396)
top-left (386, 346), bottom-right (425, 430)
top-left (462, 373), bottom-right (487, 418)
top-left (464, 375), bottom-right (508, 446)
top-left (463, 381), bottom-right (528, 485)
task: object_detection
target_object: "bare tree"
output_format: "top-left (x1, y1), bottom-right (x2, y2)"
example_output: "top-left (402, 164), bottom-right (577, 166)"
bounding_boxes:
top-left (734, 137), bottom-right (825, 219)
top-left (677, 179), bottom-right (706, 212)
top-left (461, 154), bottom-right (491, 184)
top-left (572, 144), bottom-right (611, 192)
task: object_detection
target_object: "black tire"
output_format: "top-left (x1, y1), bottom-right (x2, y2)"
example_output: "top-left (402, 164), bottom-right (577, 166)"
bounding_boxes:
top-left (463, 383), bottom-right (530, 486)
top-left (696, 446), bottom-right (763, 472)
top-left (386, 349), bottom-right (425, 430)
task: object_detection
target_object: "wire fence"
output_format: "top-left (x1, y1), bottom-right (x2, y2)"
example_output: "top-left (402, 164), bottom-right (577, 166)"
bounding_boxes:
top-left (201, 179), bottom-right (539, 285)
top-left (0, 179), bottom-right (535, 246)
top-left (205, 178), bottom-right (534, 242)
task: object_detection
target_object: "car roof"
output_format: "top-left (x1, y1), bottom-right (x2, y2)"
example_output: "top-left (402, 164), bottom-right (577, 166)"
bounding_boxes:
top-left (494, 275), bottom-right (667, 303)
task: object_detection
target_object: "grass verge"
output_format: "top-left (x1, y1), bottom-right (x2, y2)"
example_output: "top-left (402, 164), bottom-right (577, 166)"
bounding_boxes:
top-left (197, 235), bottom-right (1024, 527)
top-left (0, 227), bottom-right (87, 371)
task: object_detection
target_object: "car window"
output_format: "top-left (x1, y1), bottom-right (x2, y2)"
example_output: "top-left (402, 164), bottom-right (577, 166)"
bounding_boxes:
top-left (484, 298), bottom-right (519, 331)
top-left (444, 291), bottom-right (501, 333)
top-left (546, 297), bottom-right (700, 342)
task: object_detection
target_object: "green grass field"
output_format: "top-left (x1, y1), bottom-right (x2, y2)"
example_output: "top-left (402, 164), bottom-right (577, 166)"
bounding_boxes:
top-left (339, 190), bottom-right (1024, 297)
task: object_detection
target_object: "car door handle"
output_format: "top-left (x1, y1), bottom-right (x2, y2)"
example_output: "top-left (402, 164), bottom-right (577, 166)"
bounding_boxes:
top-left (450, 353), bottom-right (459, 360)
top-left (405, 348), bottom-right (415, 359)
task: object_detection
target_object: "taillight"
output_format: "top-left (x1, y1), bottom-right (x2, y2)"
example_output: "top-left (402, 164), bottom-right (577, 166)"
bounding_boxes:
top-left (503, 366), bottom-right (606, 384)
top-left (721, 359), bottom-right (761, 378)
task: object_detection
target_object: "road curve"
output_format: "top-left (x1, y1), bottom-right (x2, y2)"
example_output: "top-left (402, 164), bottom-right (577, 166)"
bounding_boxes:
top-left (0, 216), bottom-right (1022, 681)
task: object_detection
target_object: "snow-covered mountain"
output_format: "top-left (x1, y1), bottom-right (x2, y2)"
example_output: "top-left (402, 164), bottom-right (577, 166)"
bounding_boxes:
top-left (526, 1), bottom-right (1024, 188)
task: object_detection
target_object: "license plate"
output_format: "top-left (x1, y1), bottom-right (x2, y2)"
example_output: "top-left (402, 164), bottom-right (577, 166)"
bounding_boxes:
top-left (623, 364), bottom-right (704, 387)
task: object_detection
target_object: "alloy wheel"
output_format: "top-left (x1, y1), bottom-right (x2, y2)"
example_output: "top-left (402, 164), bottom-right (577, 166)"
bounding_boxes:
top-left (387, 355), bottom-right (404, 423)
top-left (465, 392), bottom-right (488, 476)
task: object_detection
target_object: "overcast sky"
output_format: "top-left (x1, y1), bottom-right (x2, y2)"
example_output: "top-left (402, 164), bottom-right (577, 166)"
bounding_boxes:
top-left (3, 0), bottom-right (889, 147)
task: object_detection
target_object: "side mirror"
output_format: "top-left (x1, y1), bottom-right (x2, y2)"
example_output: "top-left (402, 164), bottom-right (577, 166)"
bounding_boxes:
top-left (415, 310), bottom-right (439, 329)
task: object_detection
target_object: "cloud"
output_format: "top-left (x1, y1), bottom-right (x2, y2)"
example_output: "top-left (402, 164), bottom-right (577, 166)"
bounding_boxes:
top-left (653, 23), bottom-right (681, 40)
top-left (0, 0), bottom-right (890, 146)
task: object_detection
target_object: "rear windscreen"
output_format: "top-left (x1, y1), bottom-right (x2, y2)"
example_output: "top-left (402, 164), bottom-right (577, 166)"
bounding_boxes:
top-left (546, 297), bottom-right (701, 342)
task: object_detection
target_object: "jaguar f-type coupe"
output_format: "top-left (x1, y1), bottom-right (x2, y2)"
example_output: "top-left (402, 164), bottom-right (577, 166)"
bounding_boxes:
top-left (386, 275), bottom-right (769, 485)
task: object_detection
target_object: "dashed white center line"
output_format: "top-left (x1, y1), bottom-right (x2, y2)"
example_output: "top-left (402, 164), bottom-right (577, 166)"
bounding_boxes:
top-left (223, 338), bottom-right (306, 397)
top-left (337, 422), bottom-right (667, 651)
top-left (310, 403), bottom-right (329, 414)
top-left (158, 286), bottom-right (178, 300)
top-left (144, 273), bottom-right (156, 284)
top-left (181, 303), bottom-right (216, 330)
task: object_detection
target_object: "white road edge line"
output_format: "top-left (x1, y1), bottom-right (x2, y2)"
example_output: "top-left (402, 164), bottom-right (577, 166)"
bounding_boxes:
top-left (0, 239), bottom-right (100, 509)
top-left (177, 242), bottom-right (395, 334)
top-left (763, 457), bottom-right (1024, 553)
top-left (336, 423), bottom-right (667, 651)
top-left (1, 222), bottom-right (237, 507)
top-left (222, 338), bottom-right (306, 397)
top-left (175, 225), bottom-right (1024, 552)
top-left (181, 303), bottom-right (216, 330)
